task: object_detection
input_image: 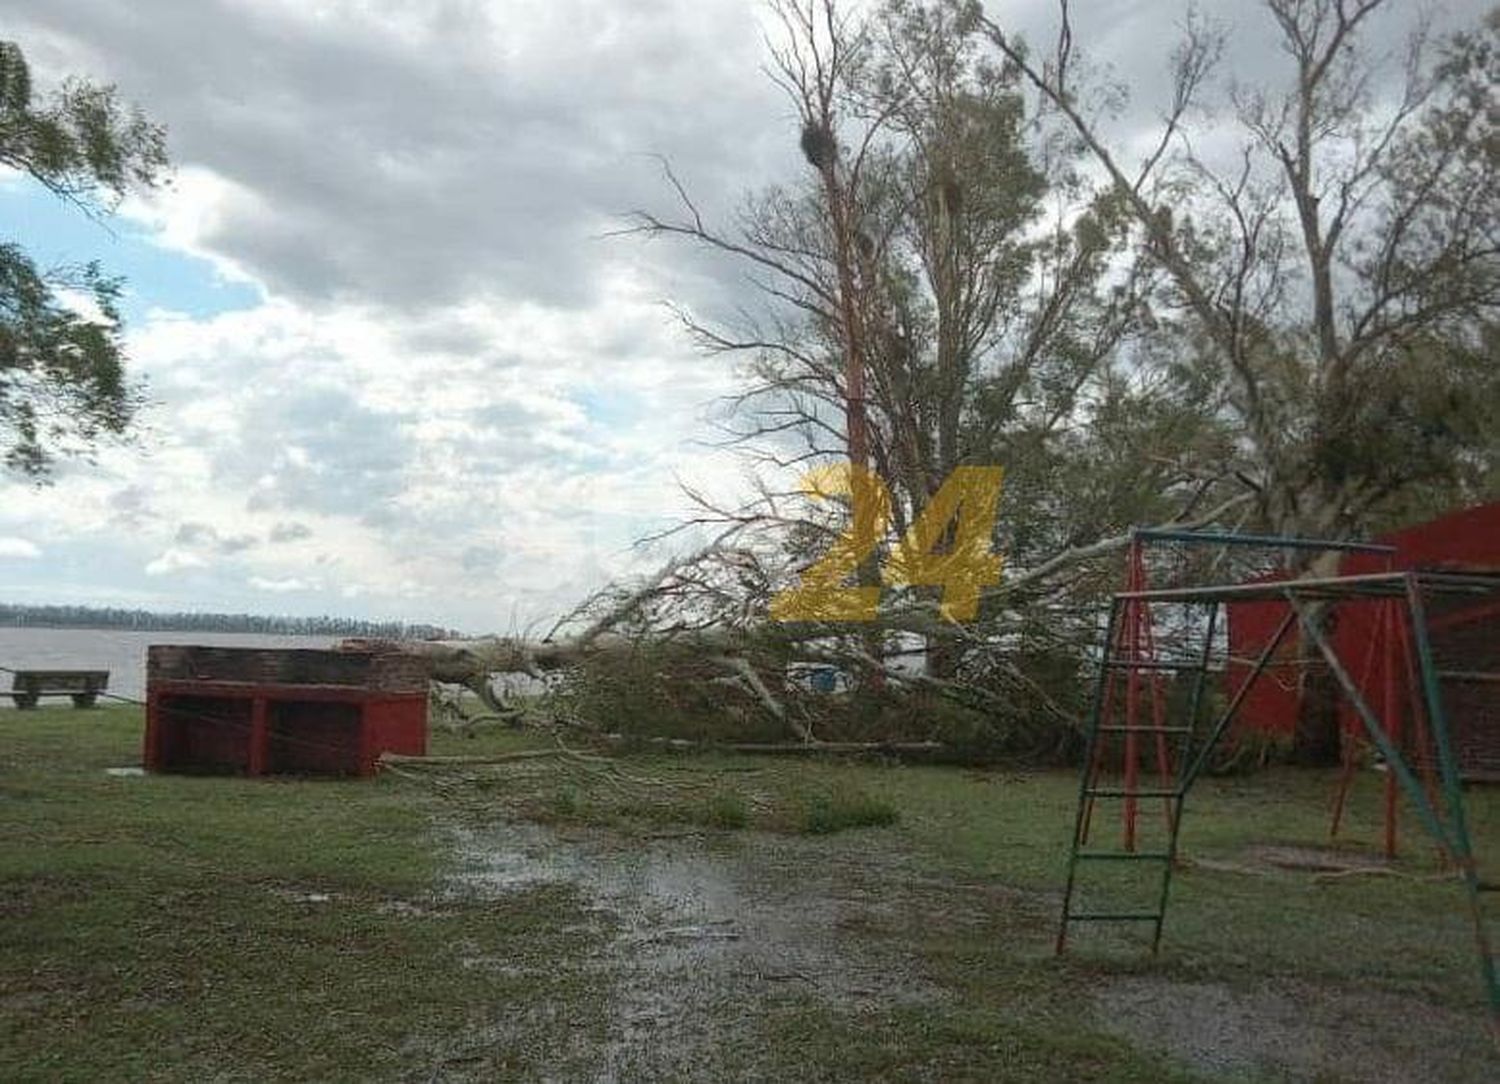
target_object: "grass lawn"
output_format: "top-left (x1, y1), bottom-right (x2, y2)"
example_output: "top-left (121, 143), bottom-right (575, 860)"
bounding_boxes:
top-left (2, 704), bottom-right (1496, 1080)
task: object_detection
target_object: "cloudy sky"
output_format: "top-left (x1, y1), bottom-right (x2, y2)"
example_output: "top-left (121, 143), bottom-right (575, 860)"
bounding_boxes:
top-left (0, 0), bottom-right (1474, 632)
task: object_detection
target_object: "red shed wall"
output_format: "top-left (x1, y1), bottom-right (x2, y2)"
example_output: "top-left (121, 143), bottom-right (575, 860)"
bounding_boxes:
top-left (1342, 502), bottom-right (1500, 577)
top-left (1226, 502), bottom-right (1500, 742)
top-left (1224, 595), bottom-right (1304, 737)
top-left (359, 696), bottom-right (428, 774)
top-left (147, 688), bottom-right (428, 777)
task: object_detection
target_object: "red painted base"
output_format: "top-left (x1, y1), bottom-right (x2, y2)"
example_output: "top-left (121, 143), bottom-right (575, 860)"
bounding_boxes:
top-left (144, 680), bottom-right (427, 777)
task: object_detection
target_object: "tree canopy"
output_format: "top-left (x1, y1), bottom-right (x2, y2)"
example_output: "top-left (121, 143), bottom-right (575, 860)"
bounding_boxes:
top-left (0, 39), bottom-right (168, 477)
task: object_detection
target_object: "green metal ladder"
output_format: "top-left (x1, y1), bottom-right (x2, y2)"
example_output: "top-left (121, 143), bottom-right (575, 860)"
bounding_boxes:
top-left (1057, 599), bottom-right (1298, 955)
top-left (1056, 782), bottom-right (1184, 954)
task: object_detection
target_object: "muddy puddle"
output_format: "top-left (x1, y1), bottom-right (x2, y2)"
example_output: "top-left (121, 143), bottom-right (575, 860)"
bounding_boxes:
top-left (445, 821), bottom-right (949, 1079)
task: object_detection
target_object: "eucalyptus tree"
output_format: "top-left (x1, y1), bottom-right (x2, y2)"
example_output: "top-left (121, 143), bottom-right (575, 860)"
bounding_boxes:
top-left (640, 2), bottom-right (1195, 545)
top-left (973, 0), bottom-right (1500, 757)
top-left (615, 0), bottom-right (1240, 741)
top-left (0, 40), bottom-right (168, 477)
top-left (977, 0), bottom-right (1499, 539)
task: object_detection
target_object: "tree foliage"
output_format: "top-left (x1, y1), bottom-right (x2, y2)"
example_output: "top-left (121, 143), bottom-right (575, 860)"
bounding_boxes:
top-left (608, 0), bottom-right (1247, 749)
top-left (978, 0), bottom-right (1500, 539)
top-left (966, 0), bottom-right (1499, 760)
top-left (0, 39), bottom-right (168, 477)
top-left (437, 1), bottom-right (1498, 763)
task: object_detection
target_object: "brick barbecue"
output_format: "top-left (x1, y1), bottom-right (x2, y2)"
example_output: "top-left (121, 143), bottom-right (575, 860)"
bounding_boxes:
top-left (144, 645), bottom-right (428, 777)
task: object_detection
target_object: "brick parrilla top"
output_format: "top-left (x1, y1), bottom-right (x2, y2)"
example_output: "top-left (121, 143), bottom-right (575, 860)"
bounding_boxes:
top-left (146, 645), bottom-right (428, 693)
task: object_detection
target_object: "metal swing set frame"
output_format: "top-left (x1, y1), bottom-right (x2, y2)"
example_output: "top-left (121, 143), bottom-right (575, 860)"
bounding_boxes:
top-left (1056, 527), bottom-right (1499, 1032)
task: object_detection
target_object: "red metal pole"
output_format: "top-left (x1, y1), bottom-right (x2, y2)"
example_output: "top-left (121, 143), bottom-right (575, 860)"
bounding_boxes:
top-left (1383, 600), bottom-right (1400, 858)
top-left (1124, 543), bottom-right (1143, 851)
top-left (814, 133), bottom-right (880, 693)
top-left (814, 143), bottom-right (868, 475)
top-left (846, 354), bottom-right (867, 471)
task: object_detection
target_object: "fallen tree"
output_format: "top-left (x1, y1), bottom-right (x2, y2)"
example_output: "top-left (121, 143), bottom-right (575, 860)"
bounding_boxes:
top-left (354, 490), bottom-right (1251, 760)
top-left (367, 0), bottom-right (1496, 765)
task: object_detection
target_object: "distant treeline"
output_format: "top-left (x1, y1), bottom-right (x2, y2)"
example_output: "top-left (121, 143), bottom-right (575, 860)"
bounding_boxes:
top-left (0, 604), bottom-right (461, 640)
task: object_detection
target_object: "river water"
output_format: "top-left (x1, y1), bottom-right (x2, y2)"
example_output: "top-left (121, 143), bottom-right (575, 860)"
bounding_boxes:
top-left (0, 628), bottom-right (339, 703)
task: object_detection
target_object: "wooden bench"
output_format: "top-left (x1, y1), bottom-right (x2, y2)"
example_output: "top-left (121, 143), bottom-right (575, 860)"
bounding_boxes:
top-left (9, 670), bottom-right (109, 709)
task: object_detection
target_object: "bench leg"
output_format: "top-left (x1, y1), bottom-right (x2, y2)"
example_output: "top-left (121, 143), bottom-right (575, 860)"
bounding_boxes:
top-left (72, 693), bottom-right (99, 709)
top-left (13, 693), bottom-right (38, 710)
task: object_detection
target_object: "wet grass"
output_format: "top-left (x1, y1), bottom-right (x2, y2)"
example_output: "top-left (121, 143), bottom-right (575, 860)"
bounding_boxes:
top-left (435, 724), bottom-right (1500, 1076)
top-left (472, 742), bottom-right (900, 838)
top-left (797, 785), bottom-right (900, 834)
top-left (0, 705), bottom-right (612, 1082)
top-left (3, 705), bottom-right (1497, 1080)
top-left (879, 763), bottom-right (1500, 1012)
top-left (702, 786), bottom-right (750, 829)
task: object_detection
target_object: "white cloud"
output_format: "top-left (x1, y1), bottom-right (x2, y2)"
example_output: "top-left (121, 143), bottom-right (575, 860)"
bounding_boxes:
top-left (16, 0), bottom-right (789, 313)
top-left (0, 280), bottom-right (747, 629)
top-left (249, 575), bottom-right (321, 593)
top-left (0, 537), bottom-right (41, 559)
top-left (52, 286), bottom-right (111, 324)
top-left (144, 548), bottom-right (208, 576)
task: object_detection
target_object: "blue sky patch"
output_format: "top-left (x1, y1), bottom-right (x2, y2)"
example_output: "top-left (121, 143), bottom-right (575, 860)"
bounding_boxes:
top-left (0, 179), bottom-right (260, 323)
